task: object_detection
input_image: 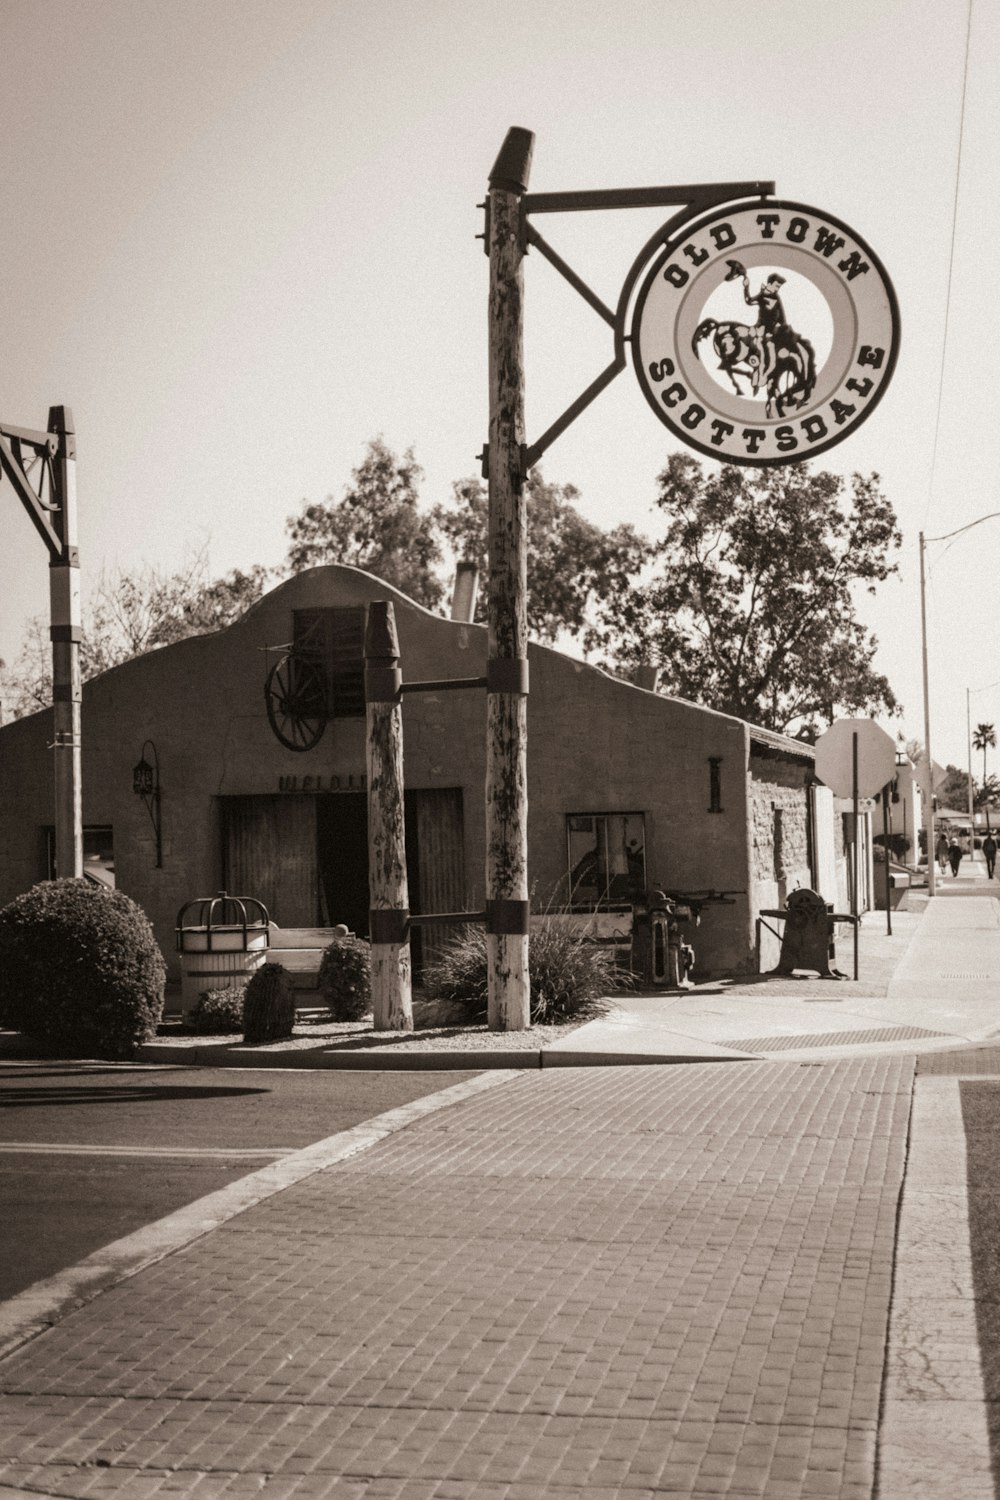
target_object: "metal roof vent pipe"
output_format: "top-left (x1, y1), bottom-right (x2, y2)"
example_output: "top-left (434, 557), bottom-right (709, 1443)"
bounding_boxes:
top-left (450, 561), bottom-right (480, 623)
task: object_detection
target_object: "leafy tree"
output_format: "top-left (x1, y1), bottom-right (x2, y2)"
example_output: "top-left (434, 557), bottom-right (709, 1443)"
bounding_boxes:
top-left (285, 438), bottom-right (443, 609)
top-left (601, 455), bottom-right (902, 735)
top-left (975, 773), bottom-right (1000, 813)
top-left (431, 470), bottom-right (650, 647)
top-left (0, 552), bottom-right (269, 721)
top-left (935, 764), bottom-right (972, 811)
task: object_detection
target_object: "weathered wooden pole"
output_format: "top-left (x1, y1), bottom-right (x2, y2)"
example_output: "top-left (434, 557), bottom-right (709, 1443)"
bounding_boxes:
top-left (485, 127), bottom-right (533, 1030)
top-left (364, 600), bottom-right (413, 1031)
top-left (48, 405), bottom-right (83, 879)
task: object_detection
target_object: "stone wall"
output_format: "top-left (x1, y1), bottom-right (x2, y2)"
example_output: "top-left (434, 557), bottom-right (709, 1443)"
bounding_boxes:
top-left (749, 745), bottom-right (815, 971)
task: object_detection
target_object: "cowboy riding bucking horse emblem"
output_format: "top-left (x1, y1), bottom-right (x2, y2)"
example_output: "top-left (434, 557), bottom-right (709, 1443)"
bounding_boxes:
top-left (692, 260), bottom-right (816, 418)
top-left (630, 199), bottom-right (900, 467)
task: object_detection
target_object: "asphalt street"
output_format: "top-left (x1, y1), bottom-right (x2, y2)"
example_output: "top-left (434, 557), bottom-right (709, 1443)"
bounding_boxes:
top-left (0, 1066), bottom-right (480, 1301)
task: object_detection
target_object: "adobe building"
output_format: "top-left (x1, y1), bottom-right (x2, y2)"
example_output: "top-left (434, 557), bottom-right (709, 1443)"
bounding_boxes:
top-left (0, 564), bottom-right (854, 983)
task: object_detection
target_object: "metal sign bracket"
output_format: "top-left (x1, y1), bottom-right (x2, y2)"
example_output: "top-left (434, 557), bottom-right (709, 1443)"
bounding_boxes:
top-left (498, 179), bottom-right (775, 471)
top-left (0, 421), bottom-right (64, 560)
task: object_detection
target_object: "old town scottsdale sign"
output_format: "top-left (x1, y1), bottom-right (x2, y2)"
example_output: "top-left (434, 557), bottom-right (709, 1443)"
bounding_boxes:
top-left (631, 199), bottom-right (899, 466)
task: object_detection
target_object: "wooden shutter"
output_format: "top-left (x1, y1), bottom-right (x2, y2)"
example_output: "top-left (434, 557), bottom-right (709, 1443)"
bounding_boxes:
top-left (222, 796), bottom-right (318, 926)
top-left (408, 788), bottom-right (465, 968)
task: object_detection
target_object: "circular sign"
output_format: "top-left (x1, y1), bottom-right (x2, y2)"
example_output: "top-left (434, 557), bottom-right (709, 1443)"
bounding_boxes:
top-left (630, 199), bottom-right (900, 466)
top-left (813, 718), bottom-right (897, 801)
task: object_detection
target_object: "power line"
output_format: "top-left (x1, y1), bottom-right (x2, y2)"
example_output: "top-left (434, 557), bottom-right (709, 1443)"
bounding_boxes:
top-left (923, 0), bottom-right (975, 530)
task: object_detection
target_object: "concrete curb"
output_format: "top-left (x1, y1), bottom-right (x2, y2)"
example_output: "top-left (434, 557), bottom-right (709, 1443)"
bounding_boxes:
top-left (136, 1041), bottom-right (542, 1070)
top-left (135, 1041), bottom-right (752, 1070)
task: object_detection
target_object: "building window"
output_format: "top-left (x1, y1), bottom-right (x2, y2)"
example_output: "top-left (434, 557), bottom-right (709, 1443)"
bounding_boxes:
top-left (708, 757), bottom-right (723, 813)
top-left (566, 813), bottom-right (646, 909)
top-left (293, 608), bottom-right (365, 718)
top-left (46, 826), bottom-right (115, 886)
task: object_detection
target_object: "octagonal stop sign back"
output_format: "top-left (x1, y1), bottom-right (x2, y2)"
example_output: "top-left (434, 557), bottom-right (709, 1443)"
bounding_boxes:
top-left (813, 718), bottom-right (896, 800)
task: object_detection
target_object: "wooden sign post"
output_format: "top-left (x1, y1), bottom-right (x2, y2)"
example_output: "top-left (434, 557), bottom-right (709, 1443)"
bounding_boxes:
top-left (485, 128), bottom-right (533, 1030)
top-left (49, 407), bottom-right (82, 881)
top-left (0, 404), bottom-right (82, 878)
top-left (364, 600), bottom-right (413, 1031)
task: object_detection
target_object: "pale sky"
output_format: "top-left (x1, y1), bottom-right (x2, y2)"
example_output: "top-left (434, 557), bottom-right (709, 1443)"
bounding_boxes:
top-left (1, 0), bottom-right (997, 774)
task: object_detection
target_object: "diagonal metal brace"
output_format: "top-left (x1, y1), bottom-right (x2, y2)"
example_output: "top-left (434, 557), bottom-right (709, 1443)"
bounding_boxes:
top-left (523, 357), bottom-right (624, 472)
top-left (0, 426), bottom-right (62, 559)
top-left (526, 223), bottom-right (616, 328)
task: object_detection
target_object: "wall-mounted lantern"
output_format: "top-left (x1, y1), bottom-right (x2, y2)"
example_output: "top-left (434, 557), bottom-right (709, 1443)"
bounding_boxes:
top-left (132, 740), bottom-right (162, 867)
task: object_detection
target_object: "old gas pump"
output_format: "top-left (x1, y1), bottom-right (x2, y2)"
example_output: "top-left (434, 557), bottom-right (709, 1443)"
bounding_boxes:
top-left (631, 887), bottom-right (696, 989)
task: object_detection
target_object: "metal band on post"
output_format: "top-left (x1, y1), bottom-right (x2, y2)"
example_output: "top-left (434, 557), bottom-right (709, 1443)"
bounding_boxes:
top-left (368, 908), bottom-right (410, 946)
top-left (485, 898), bottom-right (531, 937)
top-left (485, 658), bottom-right (529, 695)
top-left (364, 665), bottom-right (402, 703)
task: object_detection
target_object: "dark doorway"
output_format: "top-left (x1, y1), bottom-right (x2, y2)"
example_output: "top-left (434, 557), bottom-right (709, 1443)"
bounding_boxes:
top-left (317, 793), bottom-right (369, 936)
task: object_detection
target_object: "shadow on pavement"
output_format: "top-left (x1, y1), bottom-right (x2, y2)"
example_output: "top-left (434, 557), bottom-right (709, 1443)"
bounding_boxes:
top-left (0, 1082), bottom-right (270, 1107)
top-left (960, 1078), bottom-right (1000, 1496)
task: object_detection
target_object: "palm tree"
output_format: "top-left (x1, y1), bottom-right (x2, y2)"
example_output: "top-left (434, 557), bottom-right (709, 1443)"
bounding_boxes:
top-left (973, 722), bottom-right (997, 831)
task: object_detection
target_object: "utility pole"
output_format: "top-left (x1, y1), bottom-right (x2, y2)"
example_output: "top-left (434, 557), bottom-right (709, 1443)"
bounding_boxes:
top-left (919, 532), bottom-right (936, 897)
top-left (919, 514), bottom-right (1000, 896)
top-left (0, 405), bottom-right (82, 877)
top-left (967, 687), bottom-right (976, 859)
top-left (485, 127), bottom-right (533, 1030)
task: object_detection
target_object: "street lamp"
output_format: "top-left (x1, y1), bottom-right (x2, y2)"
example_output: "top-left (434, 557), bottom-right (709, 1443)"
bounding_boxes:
top-left (920, 511), bottom-right (1000, 896)
top-left (967, 687), bottom-right (975, 856)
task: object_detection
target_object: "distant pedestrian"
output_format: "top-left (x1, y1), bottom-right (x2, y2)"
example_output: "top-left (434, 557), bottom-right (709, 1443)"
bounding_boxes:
top-left (935, 833), bottom-right (950, 875)
top-left (983, 832), bottom-right (997, 879)
top-left (948, 838), bottom-right (964, 877)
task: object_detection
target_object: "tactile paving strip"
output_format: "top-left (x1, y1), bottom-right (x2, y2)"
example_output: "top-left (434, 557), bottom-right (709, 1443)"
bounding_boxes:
top-left (724, 1025), bottom-right (950, 1052)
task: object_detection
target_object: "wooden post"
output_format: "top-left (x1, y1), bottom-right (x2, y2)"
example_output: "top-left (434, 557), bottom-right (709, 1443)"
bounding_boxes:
top-left (486, 127), bottom-right (533, 1031)
top-left (852, 731), bottom-right (860, 981)
top-left (364, 600), bottom-right (413, 1031)
top-left (48, 406), bottom-right (83, 879)
top-left (882, 784), bottom-right (893, 936)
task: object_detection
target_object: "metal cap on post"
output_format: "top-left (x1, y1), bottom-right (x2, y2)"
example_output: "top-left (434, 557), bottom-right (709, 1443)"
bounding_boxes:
top-left (488, 127), bottom-right (534, 194)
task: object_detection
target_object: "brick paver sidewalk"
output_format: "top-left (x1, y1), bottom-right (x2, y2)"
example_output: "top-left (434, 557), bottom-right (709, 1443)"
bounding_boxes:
top-left (0, 1057), bottom-right (913, 1498)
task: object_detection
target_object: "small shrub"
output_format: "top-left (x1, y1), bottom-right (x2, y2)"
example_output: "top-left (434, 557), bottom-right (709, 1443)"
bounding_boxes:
top-left (191, 986), bottom-right (245, 1033)
top-left (318, 935), bottom-right (372, 1022)
top-left (243, 963), bottom-right (296, 1044)
top-left (422, 921), bottom-right (624, 1026)
top-left (0, 878), bottom-right (165, 1059)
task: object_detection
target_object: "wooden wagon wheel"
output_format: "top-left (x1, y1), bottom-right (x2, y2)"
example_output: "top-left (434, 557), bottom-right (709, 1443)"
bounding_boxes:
top-left (264, 652), bottom-right (328, 752)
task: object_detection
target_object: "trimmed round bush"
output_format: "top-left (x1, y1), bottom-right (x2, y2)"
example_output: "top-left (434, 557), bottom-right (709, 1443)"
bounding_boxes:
top-left (242, 963), bottom-right (296, 1044)
top-left (0, 878), bottom-right (165, 1059)
top-left (191, 986), bottom-right (245, 1034)
top-left (318, 936), bottom-right (372, 1022)
top-left (422, 921), bottom-right (624, 1026)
